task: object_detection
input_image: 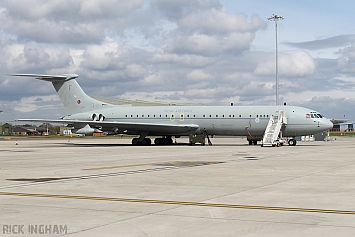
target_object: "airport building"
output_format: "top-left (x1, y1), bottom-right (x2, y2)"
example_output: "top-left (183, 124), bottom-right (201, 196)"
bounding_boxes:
top-left (331, 122), bottom-right (354, 133)
top-left (0, 122), bottom-right (12, 135)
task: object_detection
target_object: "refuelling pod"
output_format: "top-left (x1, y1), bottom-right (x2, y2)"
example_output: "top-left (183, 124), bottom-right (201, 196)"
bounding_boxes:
top-left (72, 124), bottom-right (96, 135)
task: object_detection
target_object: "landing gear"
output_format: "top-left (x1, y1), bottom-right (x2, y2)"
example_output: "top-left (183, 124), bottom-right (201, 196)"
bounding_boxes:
top-left (132, 137), bottom-right (151, 146)
top-left (288, 139), bottom-right (297, 146)
top-left (154, 136), bottom-right (173, 145)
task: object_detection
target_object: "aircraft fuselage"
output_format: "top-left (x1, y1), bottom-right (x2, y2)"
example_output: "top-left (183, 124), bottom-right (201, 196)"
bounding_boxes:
top-left (65, 105), bottom-right (333, 137)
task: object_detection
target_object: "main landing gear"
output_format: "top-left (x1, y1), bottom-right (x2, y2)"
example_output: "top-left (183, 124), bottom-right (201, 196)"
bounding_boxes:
top-left (132, 137), bottom-right (151, 146)
top-left (154, 136), bottom-right (173, 145)
top-left (131, 136), bottom-right (173, 146)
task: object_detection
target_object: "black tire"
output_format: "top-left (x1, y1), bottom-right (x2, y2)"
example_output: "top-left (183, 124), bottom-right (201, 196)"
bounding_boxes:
top-left (132, 138), bottom-right (139, 145)
top-left (288, 139), bottom-right (297, 146)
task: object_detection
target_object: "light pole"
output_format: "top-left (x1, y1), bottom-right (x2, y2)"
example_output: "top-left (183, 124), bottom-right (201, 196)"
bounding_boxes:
top-left (268, 14), bottom-right (284, 106)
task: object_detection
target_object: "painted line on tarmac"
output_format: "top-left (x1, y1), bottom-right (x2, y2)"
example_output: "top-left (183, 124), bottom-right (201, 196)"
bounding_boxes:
top-left (0, 191), bottom-right (355, 215)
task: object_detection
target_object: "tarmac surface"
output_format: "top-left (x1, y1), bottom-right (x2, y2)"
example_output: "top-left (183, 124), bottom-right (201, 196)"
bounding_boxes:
top-left (0, 136), bottom-right (355, 236)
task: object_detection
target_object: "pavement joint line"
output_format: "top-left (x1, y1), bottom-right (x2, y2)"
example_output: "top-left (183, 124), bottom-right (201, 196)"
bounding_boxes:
top-left (1, 161), bottom-right (224, 189)
top-left (1, 191), bottom-right (355, 215)
top-left (84, 161), bottom-right (223, 171)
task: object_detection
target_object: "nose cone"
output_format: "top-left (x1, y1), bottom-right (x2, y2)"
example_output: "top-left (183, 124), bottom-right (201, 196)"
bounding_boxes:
top-left (324, 119), bottom-right (333, 130)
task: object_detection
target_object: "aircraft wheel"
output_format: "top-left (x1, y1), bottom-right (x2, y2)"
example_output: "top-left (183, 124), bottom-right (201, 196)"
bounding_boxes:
top-left (288, 139), bottom-right (297, 146)
top-left (132, 138), bottom-right (139, 145)
top-left (140, 138), bottom-right (151, 146)
top-left (248, 140), bottom-right (253, 145)
top-left (253, 141), bottom-right (258, 145)
top-left (154, 138), bottom-right (160, 145)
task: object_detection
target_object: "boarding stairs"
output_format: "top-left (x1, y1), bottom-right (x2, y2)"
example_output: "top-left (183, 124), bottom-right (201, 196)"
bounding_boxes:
top-left (262, 110), bottom-right (287, 147)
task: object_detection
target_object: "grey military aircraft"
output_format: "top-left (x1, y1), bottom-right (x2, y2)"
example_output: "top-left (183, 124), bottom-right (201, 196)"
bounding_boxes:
top-left (9, 74), bottom-right (333, 146)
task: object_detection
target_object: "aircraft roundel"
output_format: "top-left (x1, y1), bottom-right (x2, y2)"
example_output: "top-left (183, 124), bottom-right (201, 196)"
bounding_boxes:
top-left (77, 99), bottom-right (81, 104)
top-left (255, 118), bottom-right (260, 123)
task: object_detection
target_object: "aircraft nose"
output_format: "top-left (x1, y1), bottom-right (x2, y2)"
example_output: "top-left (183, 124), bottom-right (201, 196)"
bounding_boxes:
top-left (324, 119), bottom-right (333, 130)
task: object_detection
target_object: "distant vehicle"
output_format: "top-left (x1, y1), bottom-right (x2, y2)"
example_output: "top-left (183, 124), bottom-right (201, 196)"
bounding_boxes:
top-left (9, 74), bottom-right (333, 146)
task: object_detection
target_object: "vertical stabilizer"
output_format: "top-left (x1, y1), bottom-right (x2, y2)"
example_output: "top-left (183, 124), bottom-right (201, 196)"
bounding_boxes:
top-left (9, 74), bottom-right (112, 115)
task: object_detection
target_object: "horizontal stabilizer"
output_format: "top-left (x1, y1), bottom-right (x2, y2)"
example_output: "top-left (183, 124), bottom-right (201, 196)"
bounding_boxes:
top-left (8, 74), bottom-right (78, 82)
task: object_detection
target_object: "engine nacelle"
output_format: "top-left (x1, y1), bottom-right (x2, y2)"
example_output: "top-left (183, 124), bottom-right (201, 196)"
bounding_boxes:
top-left (64, 112), bottom-right (106, 121)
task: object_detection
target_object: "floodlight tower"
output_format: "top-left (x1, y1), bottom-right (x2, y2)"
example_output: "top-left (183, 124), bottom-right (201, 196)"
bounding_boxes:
top-left (268, 14), bottom-right (284, 105)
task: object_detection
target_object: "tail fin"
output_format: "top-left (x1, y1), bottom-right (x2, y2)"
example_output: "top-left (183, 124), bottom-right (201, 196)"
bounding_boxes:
top-left (9, 74), bottom-right (112, 115)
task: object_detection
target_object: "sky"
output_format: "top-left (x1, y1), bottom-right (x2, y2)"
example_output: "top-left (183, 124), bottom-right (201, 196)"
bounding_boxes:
top-left (1, 0), bottom-right (355, 122)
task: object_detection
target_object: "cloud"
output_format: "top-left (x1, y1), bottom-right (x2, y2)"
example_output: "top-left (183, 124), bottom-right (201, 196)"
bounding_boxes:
top-left (335, 42), bottom-right (355, 74)
top-left (151, 0), bottom-right (222, 20)
top-left (0, 0), bottom-right (355, 122)
top-left (254, 50), bottom-right (316, 78)
top-left (0, 0), bottom-right (145, 44)
top-left (163, 9), bottom-right (266, 56)
top-left (285, 34), bottom-right (355, 50)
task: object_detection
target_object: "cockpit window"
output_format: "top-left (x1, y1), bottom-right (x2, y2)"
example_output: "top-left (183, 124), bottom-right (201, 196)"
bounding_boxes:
top-left (307, 113), bottom-right (324, 119)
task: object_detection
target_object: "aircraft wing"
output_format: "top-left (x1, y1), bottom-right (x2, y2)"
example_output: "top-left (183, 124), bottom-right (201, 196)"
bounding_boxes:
top-left (12, 119), bottom-right (200, 134)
